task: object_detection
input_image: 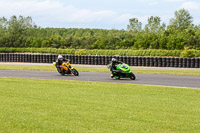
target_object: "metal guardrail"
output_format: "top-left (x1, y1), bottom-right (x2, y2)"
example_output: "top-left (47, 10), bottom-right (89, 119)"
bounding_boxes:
top-left (0, 53), bottom-right (199, 68)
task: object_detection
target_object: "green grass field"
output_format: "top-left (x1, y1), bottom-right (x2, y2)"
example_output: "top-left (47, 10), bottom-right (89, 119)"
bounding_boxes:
top-left (0, 78), bottom-right (200, 132)
top-left (0, 64), bottom-right (200, 75)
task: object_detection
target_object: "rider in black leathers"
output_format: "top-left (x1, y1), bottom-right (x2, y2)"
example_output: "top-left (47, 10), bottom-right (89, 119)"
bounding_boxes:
top-left (56, 55), bottom-right (68, 73)
top-left (111, 58), bottom-right (123, 70)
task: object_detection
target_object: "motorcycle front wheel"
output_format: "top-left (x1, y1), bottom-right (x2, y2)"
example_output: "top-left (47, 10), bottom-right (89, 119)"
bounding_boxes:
top-left (72, 68), bottom-right (79, 76)
top-left (130, 72), bottom-right (136, 80)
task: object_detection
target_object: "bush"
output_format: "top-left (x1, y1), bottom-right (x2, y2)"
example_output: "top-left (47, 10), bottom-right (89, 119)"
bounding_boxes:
top-left (75, 49), bottom-right (87, 55)
top-left (0, 47), bottom-right (199, 57)
top-left (180, 50), bottom-right (196, 58)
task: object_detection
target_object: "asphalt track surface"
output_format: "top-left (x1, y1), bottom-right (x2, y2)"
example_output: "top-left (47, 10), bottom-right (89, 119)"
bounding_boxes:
top-left (0, 70), bottom-right (200, 89)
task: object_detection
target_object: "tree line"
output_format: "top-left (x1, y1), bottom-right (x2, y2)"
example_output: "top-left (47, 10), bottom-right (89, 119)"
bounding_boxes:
top-left (0, 9), bottom-right (200, 50)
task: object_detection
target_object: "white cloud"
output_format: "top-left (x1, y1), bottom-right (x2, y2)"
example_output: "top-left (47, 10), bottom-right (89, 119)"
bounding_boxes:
top-left (113, 14), bottom-right (135, 24)
top-left (194, 18), bottom-right (200, 24)
top-left (165, 0), bottom-right (186, 2)
top-left (0, 0), bottom-right (64, 17)
top-left (1, 0), bottom-right (199, 29)
top-left (180, 1), bottom-right (200, 10)
top-left (0, 0), bottom-right (117, 27)
top-left (138, 16), bottom-right (149, 25)
top-left (68, 9), bottom-right (116, 22)
top-left (148, 2), bottom-right (159, 6)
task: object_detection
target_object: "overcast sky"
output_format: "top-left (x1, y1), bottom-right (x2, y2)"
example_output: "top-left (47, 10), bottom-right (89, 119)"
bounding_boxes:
top-left (0, 0), bottom-right (200, 29)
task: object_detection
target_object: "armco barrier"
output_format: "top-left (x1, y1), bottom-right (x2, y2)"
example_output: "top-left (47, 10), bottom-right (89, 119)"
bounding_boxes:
top-left (0, 53), bottom-right (199, 68)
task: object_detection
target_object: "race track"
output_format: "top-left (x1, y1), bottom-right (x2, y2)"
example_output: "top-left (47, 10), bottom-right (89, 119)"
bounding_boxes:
top-left (0, 70), bottom-right (200, 89)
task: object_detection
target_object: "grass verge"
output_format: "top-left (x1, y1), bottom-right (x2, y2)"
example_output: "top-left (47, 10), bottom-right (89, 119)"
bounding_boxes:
top-left (0, 78), bottom-right (200, 132)
top-left (0, 64), bottom-right (200, 75)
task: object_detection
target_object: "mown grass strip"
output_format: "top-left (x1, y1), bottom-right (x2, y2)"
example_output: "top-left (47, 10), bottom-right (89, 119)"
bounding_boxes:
top-left (0, 78), bottom-right (200, 132)
top-left (0, 64), bottom-right (200, 75)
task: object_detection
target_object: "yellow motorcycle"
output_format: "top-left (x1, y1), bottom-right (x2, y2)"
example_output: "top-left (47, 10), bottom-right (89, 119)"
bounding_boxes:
top-left (53, 60), bottom-right (79, 76)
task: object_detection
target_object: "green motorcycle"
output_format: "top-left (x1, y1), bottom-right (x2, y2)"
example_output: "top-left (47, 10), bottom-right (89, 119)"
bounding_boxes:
top-left (107, 59), bottom-right (136, 80)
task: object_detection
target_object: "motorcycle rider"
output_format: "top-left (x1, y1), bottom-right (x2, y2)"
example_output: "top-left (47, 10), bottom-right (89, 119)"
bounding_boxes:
top-left (111, 58), bottom-right (123, 70)
top-left (56, 55), bottom-right (69, 73)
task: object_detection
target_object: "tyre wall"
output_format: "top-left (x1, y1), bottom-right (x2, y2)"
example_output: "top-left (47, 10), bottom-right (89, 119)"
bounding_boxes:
top-left (0, 53), bottom-right (199, 68)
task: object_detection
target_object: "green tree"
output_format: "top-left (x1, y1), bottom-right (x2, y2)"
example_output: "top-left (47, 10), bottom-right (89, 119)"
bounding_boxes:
top-left (169, 8), bottom-right (193, 30)
top-left (127, 18), bottom-right (142, 32)
top-left (145, 16), bottom-right (165, 33)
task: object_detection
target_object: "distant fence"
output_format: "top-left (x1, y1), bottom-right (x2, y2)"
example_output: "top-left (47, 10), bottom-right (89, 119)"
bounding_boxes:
top-left (0, 53), bottom-right (200, 68)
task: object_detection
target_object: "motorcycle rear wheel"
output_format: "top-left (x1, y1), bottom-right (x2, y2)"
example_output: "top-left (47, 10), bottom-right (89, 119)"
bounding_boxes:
top-left (59, 70), bottom-right (65, 76)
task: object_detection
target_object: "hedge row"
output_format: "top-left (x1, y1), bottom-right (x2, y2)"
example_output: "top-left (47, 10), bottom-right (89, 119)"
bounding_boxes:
top-left (0, 53), bottom-right (199, 68)
top-left (1, 47), bottom-right (200, 57)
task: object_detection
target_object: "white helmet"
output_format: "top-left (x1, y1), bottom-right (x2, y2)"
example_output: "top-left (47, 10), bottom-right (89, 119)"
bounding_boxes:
top-left (111, 58), bottom-right (117, 62)
top-left (58, 55), bottom-right (63, 59)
